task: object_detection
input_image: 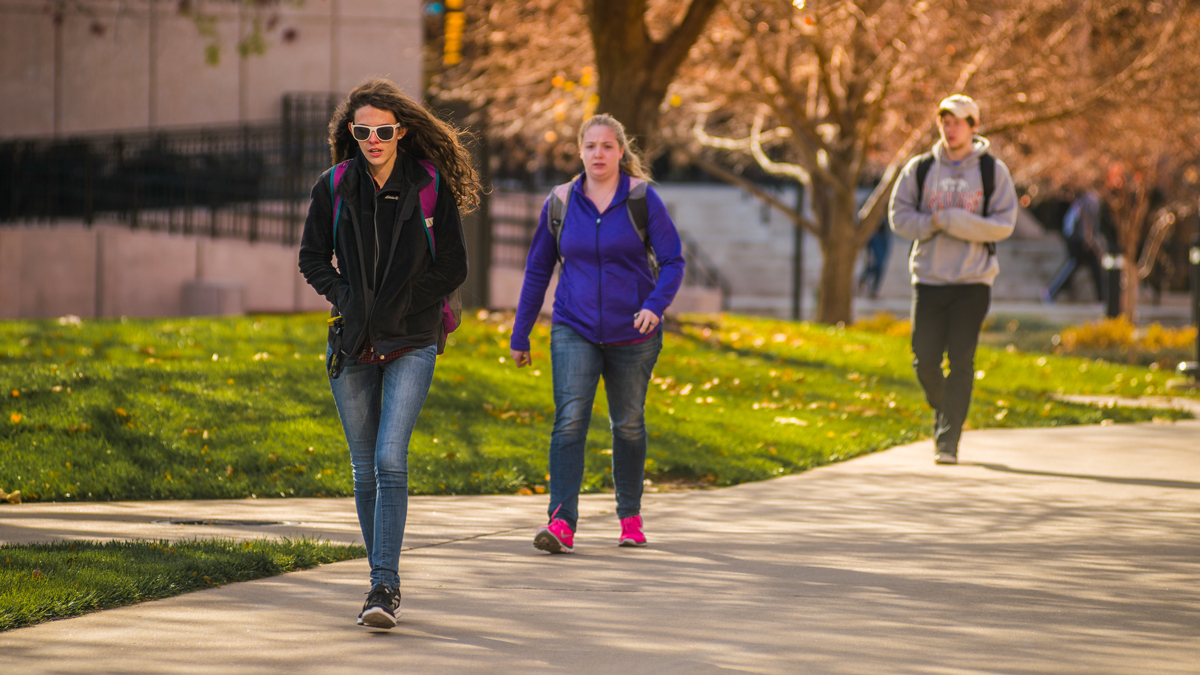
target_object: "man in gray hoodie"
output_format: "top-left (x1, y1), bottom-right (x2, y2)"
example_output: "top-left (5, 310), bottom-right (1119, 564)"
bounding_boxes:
top-left (889, 94), bottom-right (1018, 464)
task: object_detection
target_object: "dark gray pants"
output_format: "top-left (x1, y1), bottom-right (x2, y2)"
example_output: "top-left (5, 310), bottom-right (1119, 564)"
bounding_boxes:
top-left (911, 283), bottom-right (991, 455)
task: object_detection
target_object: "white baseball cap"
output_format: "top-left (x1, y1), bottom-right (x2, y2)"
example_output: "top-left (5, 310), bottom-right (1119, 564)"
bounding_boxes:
top-left (938, 94), bottom-right (980, 124)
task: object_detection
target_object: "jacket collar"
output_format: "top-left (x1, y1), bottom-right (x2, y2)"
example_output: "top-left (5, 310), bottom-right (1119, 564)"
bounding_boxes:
top-left (340, 150), bottom-right (432, 202)
top-left (575, 171), bottom-right (631, 211)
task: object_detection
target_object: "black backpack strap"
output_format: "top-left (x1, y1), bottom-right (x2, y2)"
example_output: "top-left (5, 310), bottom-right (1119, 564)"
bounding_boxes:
top-left (908, 153), bottom-right (936, 257)
top-left (914, 153), bottom-right (935, 213)
top-left (979, 153), bottom-right (996, 256)
top-left (980, 153), bottom-right (995, 216)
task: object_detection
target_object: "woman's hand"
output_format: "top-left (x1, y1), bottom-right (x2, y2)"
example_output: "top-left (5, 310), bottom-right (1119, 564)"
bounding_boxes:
top-left (510, 349), bottom-right (532, 368)
top-left (634, 309), bottom-right (660, 335)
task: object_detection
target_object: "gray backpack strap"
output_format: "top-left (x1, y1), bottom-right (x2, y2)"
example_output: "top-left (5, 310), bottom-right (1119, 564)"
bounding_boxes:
top-left (625, 178), bottom-right (658, 280)
top-left (547, 181), bottom-right (574, 264)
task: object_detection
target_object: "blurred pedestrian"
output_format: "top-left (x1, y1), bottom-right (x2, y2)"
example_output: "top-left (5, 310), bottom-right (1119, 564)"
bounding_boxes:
top-left (1042, 190), bottom-right (1106, 303)
top-left (858, 218), bottom-right (893, 298)
top-left (509, 114), bottom-right (684, 553)
top-left (298, 78), bottom-right (479, 628)
top-left (888, 94), bottom-right (1018, 465)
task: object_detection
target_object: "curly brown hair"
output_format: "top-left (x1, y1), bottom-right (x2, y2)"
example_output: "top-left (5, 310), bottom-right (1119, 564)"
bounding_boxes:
top-left (329, 78), bottom-right (481, 212)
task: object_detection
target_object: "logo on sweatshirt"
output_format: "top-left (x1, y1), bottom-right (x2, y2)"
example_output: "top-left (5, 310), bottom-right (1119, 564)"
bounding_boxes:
top-left (927, 177), bottom-right (983, 213)
top-left (384, 195), bottom-right (399, 201)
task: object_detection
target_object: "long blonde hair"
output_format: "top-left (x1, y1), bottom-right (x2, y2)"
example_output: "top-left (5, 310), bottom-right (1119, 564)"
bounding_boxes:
top-left (577, 114), bottom-right (652, 181)
top-left (328, 78), bottom-right (481, 212)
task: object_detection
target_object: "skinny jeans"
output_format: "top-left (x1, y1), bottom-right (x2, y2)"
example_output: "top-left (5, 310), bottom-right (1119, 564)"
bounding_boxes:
top-left (329, 344), bottom-right (437, 591)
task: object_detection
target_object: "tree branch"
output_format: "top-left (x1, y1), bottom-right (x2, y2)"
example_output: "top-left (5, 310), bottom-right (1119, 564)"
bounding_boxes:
top-left (986, 5), bottom-right (1181, 136)
top-left (669, 144), bottom-right (818, 234)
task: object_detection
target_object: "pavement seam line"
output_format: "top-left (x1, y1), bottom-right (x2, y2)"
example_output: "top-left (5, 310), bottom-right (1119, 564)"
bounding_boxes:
top-left (401, 512), bottom-right (616, 551)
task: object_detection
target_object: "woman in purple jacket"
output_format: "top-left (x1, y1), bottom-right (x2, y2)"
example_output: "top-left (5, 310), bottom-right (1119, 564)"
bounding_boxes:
top-left (509, 114), bottom-right (684, 553)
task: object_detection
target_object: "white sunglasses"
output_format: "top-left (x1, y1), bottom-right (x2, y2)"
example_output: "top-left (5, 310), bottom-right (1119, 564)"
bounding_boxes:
top-left (349, 123), bottom-right (404, 142)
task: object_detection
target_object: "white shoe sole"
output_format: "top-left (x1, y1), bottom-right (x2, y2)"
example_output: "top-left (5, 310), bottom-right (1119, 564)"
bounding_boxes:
top-left (618, 538), bottom-right (647, 547)
top-left (360, 607), bottom-right (399, 629)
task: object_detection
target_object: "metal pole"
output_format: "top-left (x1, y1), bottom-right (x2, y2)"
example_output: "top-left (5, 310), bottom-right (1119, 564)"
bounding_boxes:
top-left (792, 182), bottom-right (805, 321)
top-left (1102, 253), bottom-right (1124, 319)
top-left (1175, 238), bottom-right (1200, 383)
top-left (1190, 238), bottom-right (1199, 367)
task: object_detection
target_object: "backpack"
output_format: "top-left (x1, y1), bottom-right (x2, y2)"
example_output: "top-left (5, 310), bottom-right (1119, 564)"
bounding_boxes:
top-left (913, 151), bottom-right (997, 256)
top-left (546, 178), bottom-right (659, 279)
top-left (329, 159), bottom-right (462, 354)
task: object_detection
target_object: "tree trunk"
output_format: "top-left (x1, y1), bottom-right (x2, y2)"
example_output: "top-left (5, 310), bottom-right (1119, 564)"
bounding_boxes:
top-left (816, 230), bottom-right (860, 325)
top-left (594, 63), bottom-right (663, 151)
top-left (586, 0), bottom-right (721, 151)
top-left (813, 186), bottom-right (863, 325)
top-left (1122, 247), bottom-right (1140, 323)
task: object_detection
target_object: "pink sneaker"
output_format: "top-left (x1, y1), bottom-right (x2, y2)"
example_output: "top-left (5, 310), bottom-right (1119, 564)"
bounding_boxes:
top-left (534, 519), bottom-right (574, 553)
top-left (618, 515), bottom-right (647, 547)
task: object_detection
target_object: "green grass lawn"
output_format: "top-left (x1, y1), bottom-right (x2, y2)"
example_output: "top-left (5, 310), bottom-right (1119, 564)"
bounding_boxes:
top-left (0, 538), bottom-right (365, 631)
top-left (0, 311), bottom-right (1193, 502)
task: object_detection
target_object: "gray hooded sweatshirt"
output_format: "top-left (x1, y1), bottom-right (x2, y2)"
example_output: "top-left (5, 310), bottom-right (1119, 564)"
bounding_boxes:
top-left (889, 136), bottom-right (1018, 286)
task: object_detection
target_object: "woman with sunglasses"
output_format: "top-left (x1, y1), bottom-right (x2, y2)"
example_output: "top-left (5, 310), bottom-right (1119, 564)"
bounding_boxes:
top-left (299, 78), bottom-right (479, 628)
top-left (510, 114), bottom-right (684, 554)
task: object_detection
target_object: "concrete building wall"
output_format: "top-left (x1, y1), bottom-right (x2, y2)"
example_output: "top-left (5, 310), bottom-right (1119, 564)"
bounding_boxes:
top-left (0, 223), bottom-right (330, 319)
top-left (22, 227), bottom-right (99, 319)
top-left (0, 0), bottom-right (424, 138)
top-left (0, 226), bottom-right (100, 319)
top-left (198, 239), bottom-right (302, 313)
top-left (0, 229), bottom-right (23, 320)
top-left (98, 228), bottom-right (199, 317)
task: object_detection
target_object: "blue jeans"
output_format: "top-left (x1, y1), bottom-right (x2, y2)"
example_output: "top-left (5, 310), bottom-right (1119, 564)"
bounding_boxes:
top-left (547, 323), bottom-right (663, 532)
top-left (328, 344), bottom-right (437, 590)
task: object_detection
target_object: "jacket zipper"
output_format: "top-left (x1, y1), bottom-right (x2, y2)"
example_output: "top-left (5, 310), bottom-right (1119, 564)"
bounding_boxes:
top-left (368, 190), bottom-right (380, 345)
top-left (595, 212), bottom-right (604, 344)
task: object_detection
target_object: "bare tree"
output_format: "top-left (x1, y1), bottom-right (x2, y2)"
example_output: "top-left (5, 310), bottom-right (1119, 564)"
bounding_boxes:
top-left (429, 0), bottom-right (1198, 323)
top-left (674, 0), bottom-right (1192, 324)
top-left (430, 0), bottom-right (721, 173)
top-left (587, 0), bottom-right (722, 150)
top-left (999, 3), bottom-right (1200, 320)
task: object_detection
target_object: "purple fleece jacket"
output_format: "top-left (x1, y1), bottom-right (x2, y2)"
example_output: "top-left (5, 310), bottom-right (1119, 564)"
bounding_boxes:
top-left (510, 172), bottom-right (685, 351)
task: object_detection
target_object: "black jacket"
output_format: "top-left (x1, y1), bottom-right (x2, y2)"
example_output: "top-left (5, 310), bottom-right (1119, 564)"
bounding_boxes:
top-left (298, 151), bottom-right (468, 360)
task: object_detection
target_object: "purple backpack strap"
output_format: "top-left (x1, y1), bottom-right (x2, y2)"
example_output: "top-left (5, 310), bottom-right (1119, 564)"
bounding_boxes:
top-left (417, 159), bottom-right (439, 257)
top-left (330, 161), bottom-right (350, 256)
top-left (415, 160), bottom-right (460, 336)
top-left (418, 161), bottom-right (438, 219)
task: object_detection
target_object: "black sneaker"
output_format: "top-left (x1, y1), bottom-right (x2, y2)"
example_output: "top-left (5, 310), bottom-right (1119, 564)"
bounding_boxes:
top-left (359, 584), bottom-right (401, 628)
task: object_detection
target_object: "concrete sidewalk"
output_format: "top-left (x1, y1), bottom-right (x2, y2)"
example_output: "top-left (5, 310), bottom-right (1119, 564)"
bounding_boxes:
top-left (2, 414), bottom-right (1199, 674)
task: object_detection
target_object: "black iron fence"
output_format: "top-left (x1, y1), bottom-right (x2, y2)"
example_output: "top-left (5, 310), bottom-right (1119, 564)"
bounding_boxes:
top-left (1, 94), bottom-right (730, 310)
top-left (0, 93), bottom-right (337, 245)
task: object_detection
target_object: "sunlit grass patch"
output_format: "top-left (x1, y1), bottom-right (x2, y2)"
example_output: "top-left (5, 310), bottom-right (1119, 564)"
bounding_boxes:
top-left (0, 311), bottom-right (1191, 502)
top-left (0, 537), bottom-right (365, 631)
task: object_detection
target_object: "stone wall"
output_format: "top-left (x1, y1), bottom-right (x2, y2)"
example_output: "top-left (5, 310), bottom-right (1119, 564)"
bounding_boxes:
top-left (0, 224), bottom-right (325, 319)
top-left (0, 0), bottom-right (423, 139)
